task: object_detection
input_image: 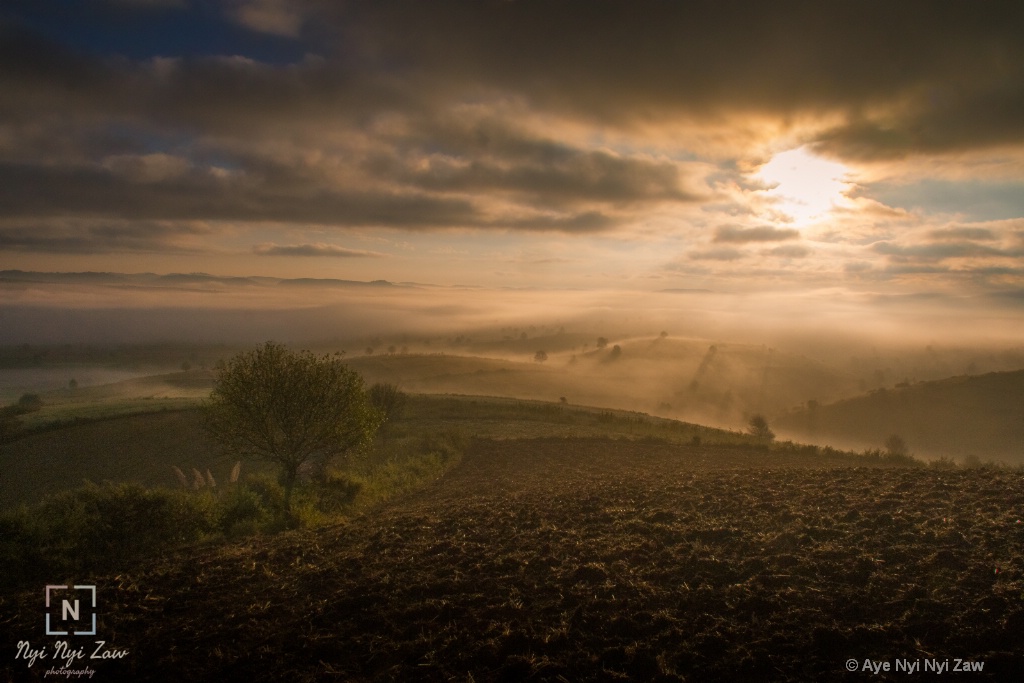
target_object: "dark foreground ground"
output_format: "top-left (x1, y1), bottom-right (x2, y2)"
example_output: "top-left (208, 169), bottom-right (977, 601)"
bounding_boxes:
top-left (3, 438), bottom-right (1024, 681)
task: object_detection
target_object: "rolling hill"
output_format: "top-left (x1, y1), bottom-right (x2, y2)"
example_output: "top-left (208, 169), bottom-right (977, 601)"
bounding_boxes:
top-left (775, 370), bottom-right (1024, 463)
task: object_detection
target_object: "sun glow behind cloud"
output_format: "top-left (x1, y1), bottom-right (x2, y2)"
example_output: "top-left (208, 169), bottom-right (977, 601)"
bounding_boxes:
top-left (755, 147), bottom-right (853, 226)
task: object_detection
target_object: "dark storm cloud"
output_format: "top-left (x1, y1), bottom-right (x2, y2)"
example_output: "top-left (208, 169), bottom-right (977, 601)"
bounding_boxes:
top-left (713, 225), bottom-right (800, 244)
top-left (7, 2), bottom-right (1024, 145)
top-left (337, 1), bottom-right (1024, 152)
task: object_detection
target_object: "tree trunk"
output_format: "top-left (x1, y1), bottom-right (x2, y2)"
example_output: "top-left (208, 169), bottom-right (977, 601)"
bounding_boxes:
top-left (282, 466), bottom-right (298, 513)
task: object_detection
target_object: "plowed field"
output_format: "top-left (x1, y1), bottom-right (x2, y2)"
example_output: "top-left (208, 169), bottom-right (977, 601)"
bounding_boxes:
top-left (4, 438), bottom-right (1023, 681)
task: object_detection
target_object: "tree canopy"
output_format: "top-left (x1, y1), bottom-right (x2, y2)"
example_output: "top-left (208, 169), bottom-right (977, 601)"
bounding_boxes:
top-left (205, 342), bottom-right (380, 507)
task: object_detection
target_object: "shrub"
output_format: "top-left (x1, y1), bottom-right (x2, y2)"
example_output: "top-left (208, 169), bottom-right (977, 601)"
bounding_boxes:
top-left (746, 414), bottom-right (775, 442)
top-left (17, 393), bottom-right (44, 412)
top-left (0, 483), bottom-right (221, 589)
top-left (884, 434), bottom-right (909, 458)
top-left (960, 454), bottom-right (983, 469)
top-left (218, 486), bottom-right (275, 537)
top-left (929, 456), bottom-right (958, 470)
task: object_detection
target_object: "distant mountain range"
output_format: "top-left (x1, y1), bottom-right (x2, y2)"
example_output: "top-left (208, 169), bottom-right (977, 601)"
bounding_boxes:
top-left (776, 370), bottom-right (1024, 463)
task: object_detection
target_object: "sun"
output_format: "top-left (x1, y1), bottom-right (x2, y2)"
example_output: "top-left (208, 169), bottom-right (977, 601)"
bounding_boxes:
top-left (755, 146), bottom-right (852, 225)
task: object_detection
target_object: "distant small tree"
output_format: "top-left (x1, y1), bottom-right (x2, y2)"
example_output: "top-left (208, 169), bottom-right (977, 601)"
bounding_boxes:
top-left (884, 434), bottom-right (908, 458)
top-left (368, 382), bottom-right (408, 443)
top-left (534, 350), bottom-right (548, 363)
top-left (596, 337), bottom-right (609, 349)
top-left (17, 393), bottom-right (43, 412)
top-left (68, 378), bottom-right (78, 390)
top-left (608, 344), bottom-right (622, 360)
top-left (205, 342), bottom-right (381, 511)
top-left (747, 414), bottom-right (775, 442)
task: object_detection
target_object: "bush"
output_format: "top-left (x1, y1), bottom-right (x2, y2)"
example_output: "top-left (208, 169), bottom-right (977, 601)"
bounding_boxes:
top-left (0, 483), bottom-right (221, 590)
top-left (17, 393), bottom-right (43, 412)
top-left (218, 486), bottom-right (275, 537)
top-left (747, 414), bottom-right (775, 442)
top-left (884, 434), bottom-right (909, 458)
top-left (0, 511), bottom-right (45, 590)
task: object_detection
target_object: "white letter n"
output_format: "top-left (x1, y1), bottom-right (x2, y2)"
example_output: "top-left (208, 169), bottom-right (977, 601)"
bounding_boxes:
top-left (62, 599), bottom-right (79, 621)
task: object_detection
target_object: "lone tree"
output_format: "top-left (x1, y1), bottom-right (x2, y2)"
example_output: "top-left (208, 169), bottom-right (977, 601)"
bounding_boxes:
top-left (205, 342), bottom-right (380, 510)
top-left (534, 350), bottom-right (548, 363)
top-left (747, 414), bottom-right (775, 442)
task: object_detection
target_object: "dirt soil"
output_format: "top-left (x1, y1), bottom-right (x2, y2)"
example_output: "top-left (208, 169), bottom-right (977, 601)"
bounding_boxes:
top-left (3, 437), bottom-right (1023, 681)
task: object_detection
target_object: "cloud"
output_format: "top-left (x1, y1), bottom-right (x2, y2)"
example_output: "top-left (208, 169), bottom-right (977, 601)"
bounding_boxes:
top-left (253, 242), bottom-right (386, 258)
top-left (1, 0), bottom-right (1023, 293)
top-left (0, 219), bottom-right (211, 253)
top-left (226, 0), bottom-right (306, 38)
top-left (364, 143), bottom-right (704, 208)
top-left (688, 247), bottom-right (745, 261)
top-left (871, 241), bottom-right (1010, 262)
top-left (767, 244), bottom-right (811, 258)
top-left (927, 227), bottom-right (998, 242)
top-left (713, 225), bottom-right (800, 243)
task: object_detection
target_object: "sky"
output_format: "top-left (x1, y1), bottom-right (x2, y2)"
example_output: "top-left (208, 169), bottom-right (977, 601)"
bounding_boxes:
top-left (2, 1), bottom-right (1024, 318)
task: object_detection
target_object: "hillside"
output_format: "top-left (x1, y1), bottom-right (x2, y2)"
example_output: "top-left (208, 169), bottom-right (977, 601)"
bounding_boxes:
top-left (0, 409), bottom-right (223, 508)
top-left (2, 436), bottom-right (1021, 681)
top-left (775, 370), bottom-right (1024, 463)
top-left (0, 391), bottom-right (740, 509)
top-left (342, 339), bottom-right (859, 429)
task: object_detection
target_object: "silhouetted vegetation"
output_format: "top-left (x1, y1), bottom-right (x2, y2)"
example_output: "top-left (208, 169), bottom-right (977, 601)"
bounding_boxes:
top-left (884, 433), bottom-right (909, 458)
top-left (368, 382), bottom-right (408, 443)
top-left (0, 393), bottom-right (45, 440)
top-left (205, 342), bottom-right (380, 512)
top-left (746, 413), bottom-right (775, 442)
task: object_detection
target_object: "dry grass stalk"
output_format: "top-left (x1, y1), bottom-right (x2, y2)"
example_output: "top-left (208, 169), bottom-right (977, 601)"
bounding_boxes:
top-left (172, 466), bottom-right (189, 489)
